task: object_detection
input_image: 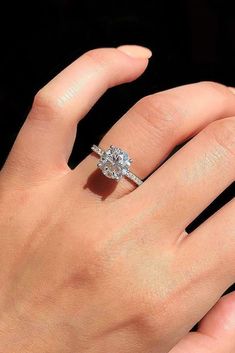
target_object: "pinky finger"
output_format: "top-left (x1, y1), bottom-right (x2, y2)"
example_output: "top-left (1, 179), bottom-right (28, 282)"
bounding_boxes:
top-left (169, 292), bottom-right (235, 353)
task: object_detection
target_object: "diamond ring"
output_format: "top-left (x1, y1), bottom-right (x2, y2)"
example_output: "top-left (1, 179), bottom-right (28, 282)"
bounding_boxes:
top-left (91, 144), bottom-right (143, 186)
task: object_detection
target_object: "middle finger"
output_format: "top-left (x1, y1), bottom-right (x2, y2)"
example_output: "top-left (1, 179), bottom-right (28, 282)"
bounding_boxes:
top-left (132, 115), bottom-right (235, 237)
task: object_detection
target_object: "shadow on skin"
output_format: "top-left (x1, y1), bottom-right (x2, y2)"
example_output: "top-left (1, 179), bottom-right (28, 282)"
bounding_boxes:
top-left (83, 154), bottom-right (118, 200)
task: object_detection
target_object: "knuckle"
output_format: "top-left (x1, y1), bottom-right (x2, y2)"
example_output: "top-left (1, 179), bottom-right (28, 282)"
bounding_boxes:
top-left (197, 80), bottom-right (228, 93)
top-left (206, 117), bottom-right (235, 158)
top-left (31, 89), bottom-right (63, 121)
top-left (134, 93), bottom-right (184, 137)
top-left (197, 81), bottom-right (232, 105)
top-left (83, 48), bottom-right (122, 88)
top-left (83, 48), bottom-right (117, 70)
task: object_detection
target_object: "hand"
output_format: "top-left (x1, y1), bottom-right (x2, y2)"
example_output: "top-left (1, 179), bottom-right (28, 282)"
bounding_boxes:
top-left (0, 45), bottom-right (234, 353)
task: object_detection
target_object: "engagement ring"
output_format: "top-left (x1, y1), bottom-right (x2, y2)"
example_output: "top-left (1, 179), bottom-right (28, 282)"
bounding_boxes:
top-left (91, 144), bottom-right (143, 186)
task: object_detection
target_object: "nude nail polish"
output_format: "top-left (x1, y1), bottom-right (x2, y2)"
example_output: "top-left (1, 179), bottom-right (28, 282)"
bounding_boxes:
top-left (116, 45), bottom-right (152, 59)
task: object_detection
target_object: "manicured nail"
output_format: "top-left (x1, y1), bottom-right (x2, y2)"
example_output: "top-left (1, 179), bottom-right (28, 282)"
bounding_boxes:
top-left (116, 45), bottom-right (152, 59)
top-left (228, 86), bottom-right (235, 94)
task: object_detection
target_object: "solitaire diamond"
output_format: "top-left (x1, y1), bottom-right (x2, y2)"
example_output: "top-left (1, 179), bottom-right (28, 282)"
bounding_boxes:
top-left (97, 145), bottom-right (132, 181)
top-left (91, 144), bottom-right (143, 186)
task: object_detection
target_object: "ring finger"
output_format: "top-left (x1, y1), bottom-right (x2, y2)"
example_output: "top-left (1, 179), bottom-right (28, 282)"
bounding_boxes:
top-left (76, 82), bottom-right (235, 200)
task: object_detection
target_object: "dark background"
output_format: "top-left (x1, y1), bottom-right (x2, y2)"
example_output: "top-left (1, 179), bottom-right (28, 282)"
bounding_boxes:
top-left (0, 0), bottom-right (234, 293)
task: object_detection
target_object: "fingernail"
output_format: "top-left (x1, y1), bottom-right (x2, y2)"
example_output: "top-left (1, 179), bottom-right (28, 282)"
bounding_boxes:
top-left (228, 86), bottom-right (235, 94)
top-left (116, 45), bottom-right (152, 59)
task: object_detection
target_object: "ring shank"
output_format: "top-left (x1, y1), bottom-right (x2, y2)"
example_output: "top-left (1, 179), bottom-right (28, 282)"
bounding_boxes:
top-left (91, 144), bottom-right (143, 186)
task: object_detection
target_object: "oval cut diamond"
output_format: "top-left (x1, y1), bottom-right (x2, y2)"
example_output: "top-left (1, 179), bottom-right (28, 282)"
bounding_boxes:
top-left (97, 145), bottom-right (132, 180)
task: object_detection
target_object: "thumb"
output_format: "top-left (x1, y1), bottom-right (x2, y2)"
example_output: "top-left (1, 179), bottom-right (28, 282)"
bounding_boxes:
top-left (169, 291), bottom-right (235, 353)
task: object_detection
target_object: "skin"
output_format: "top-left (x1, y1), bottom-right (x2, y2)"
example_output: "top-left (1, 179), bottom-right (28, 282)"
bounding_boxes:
top-left (0, 45), bottom-right (234, 353)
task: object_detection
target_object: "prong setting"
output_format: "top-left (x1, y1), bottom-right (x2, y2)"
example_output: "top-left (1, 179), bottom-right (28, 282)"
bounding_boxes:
top-left (91, 144), bottom-right (143, 186)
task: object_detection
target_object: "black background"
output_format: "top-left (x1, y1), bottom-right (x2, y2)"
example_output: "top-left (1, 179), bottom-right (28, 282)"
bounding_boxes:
top-left (0, 0), bottom-right (234, 294)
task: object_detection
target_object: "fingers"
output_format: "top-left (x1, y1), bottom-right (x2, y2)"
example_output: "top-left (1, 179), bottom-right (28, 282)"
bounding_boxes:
top-left (169, 292), bottom-right (235, 353)
top-left (2, 46), bottom-right (150, 184)
top-left (76, 82), bottom-right (235, 200)
top-left (133, 115), bottom-right (235, 234)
